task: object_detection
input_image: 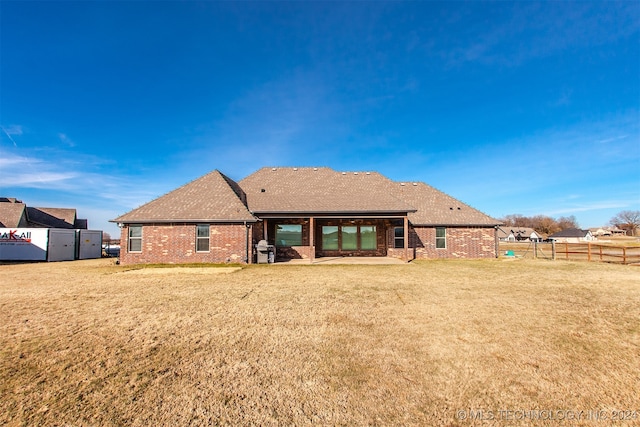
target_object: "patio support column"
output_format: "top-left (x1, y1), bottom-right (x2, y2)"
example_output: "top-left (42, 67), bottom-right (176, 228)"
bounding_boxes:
top-left (309, 216), bottom-right (315, 263)
top-left (263, 218), bottom-right (268, 241)
top-left (403, 216), bottom-right (409, 261)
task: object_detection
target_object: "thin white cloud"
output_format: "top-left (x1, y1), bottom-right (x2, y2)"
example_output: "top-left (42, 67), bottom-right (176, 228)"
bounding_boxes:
top-left (596, 135), bottom-right (628, 144)
top-left (443, 2), bottom-right (639, 68)
top-left (0, 147), bottom-right (173, 235)
top-left (58, 133), bottom-right (76, 147)
top-left (2, 125), bottom-right (23, 136)
top-left (0, 154), bottom-right (35, 167)
top-left (1, 125), bottom-right (23, 147)
top-left (2, 171), bottom-right (78, 187)
top-left (0, 152), bottom-right (74, 188)
top-left (545, 201), bottom-right (632, 216)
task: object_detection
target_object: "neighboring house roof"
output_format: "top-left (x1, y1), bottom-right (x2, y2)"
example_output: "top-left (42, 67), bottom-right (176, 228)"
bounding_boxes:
top-left (0, 202), bottom-right (28, 227)
top-left (114, 167), bottom-right (500, 227)
top-left (497, 226), bottom-right (540, 239)
top-left (239, 167), bottom-right (416, 214)
top-left (112, 170), bottom-right (256, 223)
top-left (27, 207), bottom-right (78, 228)
top-left (1, 199), bottom-right (89, 229)
top-left (549, 228), bottom-right (592, 238)
top-left (591, 226), bottom-right (626, 235)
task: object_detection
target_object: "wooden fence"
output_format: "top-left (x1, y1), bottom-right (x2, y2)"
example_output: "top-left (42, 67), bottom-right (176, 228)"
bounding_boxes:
top-left (499, 242), bottom-right (640, 265)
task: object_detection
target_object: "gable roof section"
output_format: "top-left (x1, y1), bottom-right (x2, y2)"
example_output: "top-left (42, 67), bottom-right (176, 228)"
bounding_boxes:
top-left (113, 170), bottom-right (256, 223)
top-left (0, 202), bottom-right (28, 227)
top-left (239, 167), bottom-right (415, 214)
top-left (384, 180), bottom-right (500, 226)
top-left (27, 207), bottom-right (77, 228)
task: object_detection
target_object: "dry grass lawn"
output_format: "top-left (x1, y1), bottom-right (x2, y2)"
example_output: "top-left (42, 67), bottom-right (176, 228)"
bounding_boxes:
top-left (1, 259), bottom-right (639, 426)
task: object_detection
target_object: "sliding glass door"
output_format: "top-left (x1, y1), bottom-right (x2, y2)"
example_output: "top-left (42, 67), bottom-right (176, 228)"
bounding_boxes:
top-left (321, 224), bottom-right (377, 251)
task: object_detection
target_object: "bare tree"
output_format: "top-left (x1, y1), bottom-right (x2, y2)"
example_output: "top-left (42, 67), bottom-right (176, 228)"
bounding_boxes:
top-left (531, 215), bottom-right (560, 235)
top-left (502, 214), bottom-right (527, 227)
top-left (557, 215), bottom-right (579, 230)
top-left (610, 210), bottom-right (640, 236)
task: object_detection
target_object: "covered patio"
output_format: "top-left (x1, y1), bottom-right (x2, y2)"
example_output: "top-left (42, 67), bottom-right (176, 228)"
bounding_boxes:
top-left (260, 215), bottom-right (411, 262)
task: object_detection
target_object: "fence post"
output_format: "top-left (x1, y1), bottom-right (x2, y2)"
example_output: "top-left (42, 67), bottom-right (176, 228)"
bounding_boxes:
top-left (533, 241), bottom-right (537, 259)
top-left (566, 242), bottom-right (569, 260)
top-left (623, 247), bottom-right (627, 265)
top-left (552, 240), bottom-right (556, 260)
top-left (599, 245), bottom-right (603, 261)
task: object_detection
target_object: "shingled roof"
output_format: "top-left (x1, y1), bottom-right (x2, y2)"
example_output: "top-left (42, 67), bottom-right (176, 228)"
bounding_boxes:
top-left (549, 228), bottom-right (592, 239)
top-left (0, 201), bottom-right (28, 227)
top-left (239, 167), bottom-right (415, 214)
top-left (238, 167), bottom-right (499, 225)
top-left (113, 170), bottom-right (256, 223)
top-left (27, 207), bottom-right (78, 228)
top-left (113, 167), bottom-right (500, 226)
top-left (383, 180), bottom-right (500, 226)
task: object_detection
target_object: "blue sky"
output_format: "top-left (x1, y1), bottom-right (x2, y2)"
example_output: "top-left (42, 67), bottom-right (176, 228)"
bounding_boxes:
top-left (1, 1), bottom-right (638, 237)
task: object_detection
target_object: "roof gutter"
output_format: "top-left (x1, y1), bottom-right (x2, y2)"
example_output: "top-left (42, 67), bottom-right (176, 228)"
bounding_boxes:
top-left (251, 211), bottom-right (414, 218)
top-left (109, 218), bottom-right (259, 224)
top-left (409, 223), bottom-right (503, 227)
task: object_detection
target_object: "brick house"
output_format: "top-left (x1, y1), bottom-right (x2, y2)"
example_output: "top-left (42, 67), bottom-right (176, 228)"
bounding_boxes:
top-left (112, 167), bottom-right (501, 264)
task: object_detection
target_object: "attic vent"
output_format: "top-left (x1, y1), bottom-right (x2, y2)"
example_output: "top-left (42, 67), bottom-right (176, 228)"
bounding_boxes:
top-left (293, 168), bottom-right (298, 171)
top-left (400, 183), bottom-right (405, 186)
top-left (354, 172), bottom-right (358, 175)
top-left (271, 168), bottom-right (277, 171)
top-left (261, 189), bottom-right (266, 193)
top-left (366, 172), bottom-right (370, 175)
top-left (342, 172), bottom-right (346, 175)
top-left (412, 182), bottom-right (417, 186)
top-left (450, 207), bottom-right (453, 210)
top-left (457, 207), bottom-right (461, 210)
top-left (313, 167), bottom-right (318, 171)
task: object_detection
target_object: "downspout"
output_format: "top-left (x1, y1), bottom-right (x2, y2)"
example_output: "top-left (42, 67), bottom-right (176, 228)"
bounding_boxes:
top-left (494, 225), bottom-right (499, 258)
top-left (244, 221), bottom-right (249, 264)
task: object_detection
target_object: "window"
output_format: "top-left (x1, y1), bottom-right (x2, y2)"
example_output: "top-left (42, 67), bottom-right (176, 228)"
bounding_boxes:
top-left (322, 226), bottom-right (339, 250)
top-left (275, 224), bottom-right (302, 247)
top-left (360, 226), bottom-right (377, 250)
top-left (436, 227), bottom-right (446, 249)
top-left (322, 224), bottom-right (377, 251)
top-left (394, 227), bottom-right (404, 249)
top-left (128, 225), bottom-right (142, 252)
top-left (196, 224), bottom-right (210, 252)
top-left (341, 226), bottom-right (358, 250)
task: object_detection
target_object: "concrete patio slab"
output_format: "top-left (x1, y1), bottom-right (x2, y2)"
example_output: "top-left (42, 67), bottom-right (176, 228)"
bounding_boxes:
top-left (276, 257), bottom-right (406, 265)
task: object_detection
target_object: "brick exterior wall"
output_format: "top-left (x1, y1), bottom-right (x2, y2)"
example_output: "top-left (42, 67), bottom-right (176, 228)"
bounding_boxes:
top-left (387, 226), bottom-right (497, 260)
top-left (119, 223), bottom-right (251, 265)
top-left (119, 222), bottom-right (497, 264)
